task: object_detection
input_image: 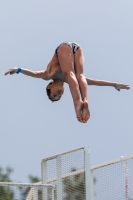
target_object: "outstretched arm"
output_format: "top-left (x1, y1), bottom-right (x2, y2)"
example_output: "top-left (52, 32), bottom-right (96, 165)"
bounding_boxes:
top-left (4, 67), bottom-right (48, 80)
top-left (86, 78), bottom-right (130, 91)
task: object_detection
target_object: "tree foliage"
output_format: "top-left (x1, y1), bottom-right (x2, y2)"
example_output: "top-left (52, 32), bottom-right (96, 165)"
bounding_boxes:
top-left (63, 167), bottom-right (86, 200)
top-left (0, 166), bottom-right (42, 200)
top-left (0, 166), bottom-right (13, 200)
top-left (63, 167), bottom-right (96, 200)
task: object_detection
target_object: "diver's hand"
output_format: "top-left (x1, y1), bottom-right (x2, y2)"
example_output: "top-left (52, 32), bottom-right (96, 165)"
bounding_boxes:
top-left (4, 67), bottom-right (18, 75)
top-left (115, 83), bottom-right (130, 91)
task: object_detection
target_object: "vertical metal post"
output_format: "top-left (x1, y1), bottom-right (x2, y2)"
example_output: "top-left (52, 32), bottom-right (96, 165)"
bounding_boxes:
top-left (90, 170), bottom-right (94, 200)
top-left (33, 187), bottom-right (38, 200)
top-left (41, 161), bottom-right (47, 200)
top-left (56, 156), bottom-right (62, 200)
top-left (52, 188), bottom-right (55, 200)
top-left (84, 146), bottom-right (93, 200)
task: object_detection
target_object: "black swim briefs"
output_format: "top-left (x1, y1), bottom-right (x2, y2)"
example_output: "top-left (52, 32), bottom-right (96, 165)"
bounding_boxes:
top-left (55, 42), bottom-right (80, 55)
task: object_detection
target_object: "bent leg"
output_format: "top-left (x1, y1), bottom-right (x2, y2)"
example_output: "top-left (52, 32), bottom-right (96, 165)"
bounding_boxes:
top-left (74, 48), bottom-right (90, 122)
top-left (57, 44), bottom-right (83, 122)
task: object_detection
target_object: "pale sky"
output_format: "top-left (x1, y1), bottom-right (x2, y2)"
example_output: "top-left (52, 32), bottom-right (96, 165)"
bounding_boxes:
top-left (0, 0), bottom-right (133, 182)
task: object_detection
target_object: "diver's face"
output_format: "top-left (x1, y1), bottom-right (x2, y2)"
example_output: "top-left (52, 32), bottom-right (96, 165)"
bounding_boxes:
top-left (47, 82), bottom-right (64, 101)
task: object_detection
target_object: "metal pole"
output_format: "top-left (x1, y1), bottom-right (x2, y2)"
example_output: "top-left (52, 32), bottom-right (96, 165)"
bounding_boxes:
top-left (52, 188), bottom-right (55, 200)
top-left (90, 170), bottom-right (94, 200)
top-left (41, 161), bottom-right (48, 200)
top-left (56, 156), bottom-right (62, 200)
top-left (84, 146), bottom-right (93, 200)
top-left (33, 187), bottom-right (38, 200)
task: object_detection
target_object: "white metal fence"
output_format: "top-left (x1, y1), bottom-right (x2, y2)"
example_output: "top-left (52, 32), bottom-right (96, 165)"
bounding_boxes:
top-left (91, 154), bottom-right (133, 200)
top-left (0, 146), bottom-right (91, 200)
top-left (0, 147), bottom-right (133, 200)
top-left (41, 146), bottom-right (91, 200)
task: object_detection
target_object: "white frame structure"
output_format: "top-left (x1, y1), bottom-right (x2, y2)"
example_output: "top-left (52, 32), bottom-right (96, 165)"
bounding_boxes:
top-left (0, 148), bottom-right (133, 200)
top-left (41, 146), bottom-right (92, 200)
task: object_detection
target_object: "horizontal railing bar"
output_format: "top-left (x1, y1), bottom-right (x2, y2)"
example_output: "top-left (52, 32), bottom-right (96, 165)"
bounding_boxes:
top-left (0, 182), bottom-right (54, 188)
top-left (47, 169), bottom-right (85, 183)
top-left (91, 154), bottom-right (133, 170)
top-left (42, 147), bottom-right (84, 162)
top-left (31, 169), bottom-right (85, 185)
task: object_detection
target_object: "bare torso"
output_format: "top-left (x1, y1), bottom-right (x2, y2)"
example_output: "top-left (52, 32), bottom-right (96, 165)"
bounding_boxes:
top-left (45, 53), bottom-right (66, 81)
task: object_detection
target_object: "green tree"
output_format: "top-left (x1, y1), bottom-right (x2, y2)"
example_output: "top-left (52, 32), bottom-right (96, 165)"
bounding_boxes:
top-left (0, 166), bottom-right (42, 200)
top-left (0, 166), bottom-right (14, 200)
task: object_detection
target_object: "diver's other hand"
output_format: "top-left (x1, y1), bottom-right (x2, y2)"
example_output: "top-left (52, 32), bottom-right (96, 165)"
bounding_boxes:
top-left (4, 67), bottom-right (18, 75)
top-left (115, 83), bottom-right (130, 91)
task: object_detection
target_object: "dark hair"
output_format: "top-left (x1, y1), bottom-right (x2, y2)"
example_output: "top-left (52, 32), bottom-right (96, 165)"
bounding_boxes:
top-left (46, 81), bottom-right (60, 102)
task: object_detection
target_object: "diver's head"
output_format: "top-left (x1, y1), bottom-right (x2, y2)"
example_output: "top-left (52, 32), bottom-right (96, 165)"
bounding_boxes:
top-left (46, 80), bottom-right (64, 102)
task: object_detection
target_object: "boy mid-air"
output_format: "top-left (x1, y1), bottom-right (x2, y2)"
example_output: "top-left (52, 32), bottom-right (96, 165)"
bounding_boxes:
top-left (5, 42), bottom-right (130, 123)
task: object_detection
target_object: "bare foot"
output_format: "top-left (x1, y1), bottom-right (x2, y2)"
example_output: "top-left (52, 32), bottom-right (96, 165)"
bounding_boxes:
top-left (82, 101), bottom-right (90, 123)
top-left (75, 100), bottom-right (84, 122)
top-left (115, 83), bottom-right (130, 91)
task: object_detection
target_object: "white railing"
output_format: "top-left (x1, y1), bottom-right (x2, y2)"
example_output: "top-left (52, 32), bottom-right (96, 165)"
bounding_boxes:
top-left (41, 146), bottom-right (92, 200)
top-left (91, 154), bottom-right (133, 200)
top-left (1, 148), bottom-right (132, 200)
top-left (0, 182), bottom-right (55, 200)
